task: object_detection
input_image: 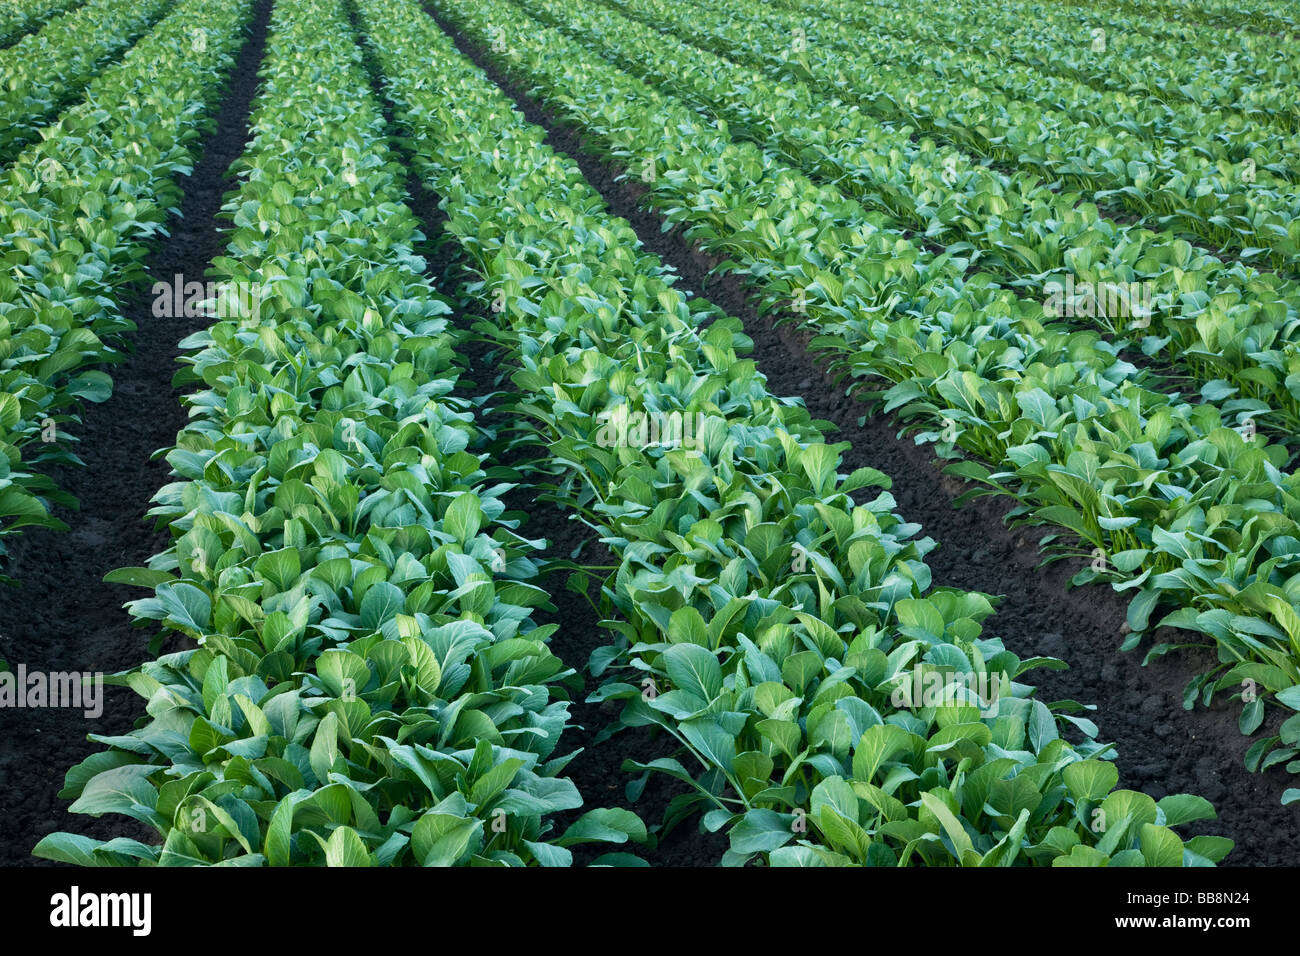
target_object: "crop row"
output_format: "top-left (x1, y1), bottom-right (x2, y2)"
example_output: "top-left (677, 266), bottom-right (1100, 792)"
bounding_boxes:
top-left (743, 0), bottom-right (1300, 207)
top-left (652, 0), bottom-right (1300, 276)
top-left (755, 0), bottom-right (1300, 164)
top-left (35, 0), bottom-right (638, 868)
top-left (0, 0), bottom-right (252, 576)
top-left (780, 0), bottom-right (1300, 127)
top-left (0, 0), bottom-right (177, 163)
top-left (348, 0), bottom-right (1234, 866)
top-left (0, 0), bottom-right (84, 46)
top-left (1071, 0), bottom-right (1297, 35)
top-left (434, 0), bottom-right (1300, 795)
top-left (560, 0), bottom-right (1300, 451)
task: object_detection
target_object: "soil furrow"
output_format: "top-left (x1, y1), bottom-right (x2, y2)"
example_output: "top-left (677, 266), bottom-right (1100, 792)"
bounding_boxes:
top-left (423, 2), bottom-right (1299, 866)
top-left (0, 0), bottom-right (272, 867)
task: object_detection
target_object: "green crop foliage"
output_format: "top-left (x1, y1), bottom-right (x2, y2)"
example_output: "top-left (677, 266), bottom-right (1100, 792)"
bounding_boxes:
top-left (358, 0), bottom-right (1232, 866)
top-left (27, 0), bottom-right (1292, 868)
top-left (34, 0), bottom-right (642, 868)
top-left (0, 0), bottom-right (177, 162)
top-left (0, 0), bottom-right (254, 577)
top-left (429, 0), bottom-right (1300, 800)
top-left (0, 0), bottom-right (85, 45)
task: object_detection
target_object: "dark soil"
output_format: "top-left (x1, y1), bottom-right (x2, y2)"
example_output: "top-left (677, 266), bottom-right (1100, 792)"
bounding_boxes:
top-left (352, 3), bottom-right (727, 866)
top-left (425, 5), bottom-right (1300, 866)
top-left (0, 0), bottom-right (271, 867)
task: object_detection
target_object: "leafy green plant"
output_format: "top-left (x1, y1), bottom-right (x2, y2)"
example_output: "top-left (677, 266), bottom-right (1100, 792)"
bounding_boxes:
top-left (0, 0), bottom-right (176, 162)
top-left (0, 0), bottom-right (85, 45)
top-left (642, 0), bottom-right (1300, 275)
top-left (437, 0), bottom-right (1300, 801)
top-left (363, 0), bottom-right (1230, 866)
top-left (544, 0), bottom-right (1300, 449)
top-left (0, 0), bottom-right (254, 576)
top-left (35, 0), bottom-right (637, 867)
top-left (778, 0), bottom-right (1300, 129)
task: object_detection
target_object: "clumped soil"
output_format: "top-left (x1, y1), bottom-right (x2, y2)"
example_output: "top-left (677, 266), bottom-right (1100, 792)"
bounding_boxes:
top-left (427, 8), bottom-right (1300, 866)
top-left (0, 0), bottom-right (271, 867)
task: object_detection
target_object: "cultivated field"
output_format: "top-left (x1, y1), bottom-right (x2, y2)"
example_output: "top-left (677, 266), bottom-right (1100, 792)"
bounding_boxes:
top-left (1, 0), bottom-right (1298, 869)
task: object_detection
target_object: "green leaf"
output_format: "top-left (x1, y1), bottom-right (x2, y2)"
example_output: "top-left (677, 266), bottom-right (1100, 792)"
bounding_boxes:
top-left (254, 548), bottom-right (301, 594)
top-left (309, 711), bottom-right (340, 785)
top-left (895, 598), bottom-right (946, 638)
top-left (265, 791), bottom-right (311, 867)
top-left (360, 581), bottom-right (405, 630)
top-left (757, 718), bottom-right (802, 758)
top-left (667, 605), bottom-right (709, 647)
top-left (1138, 823), bottom-right (1185, 867)
top-left (1016, 388), bottom-right (1059, 426)
top-left (324, 826), bottom-right (372, 867)
top-left (1053, 844), bottom-right (1111, 867)
top-left (558, 808), bottom-right (647, 846)
top-left (443, 493), bottom-right (483, 544)
top-left (155, 582), bottom-right (210, 635)
top-left (729, 808), bottom-right (796, 856)
top-left (103, 567), bottom-right (176, 589)
top-left (1126, 589), bottom-right (1161, 633)
top-left (1063, 759), bottom-right (1119, 802)
top-left (920, 790), bottom-right (975, 862)
top-left (1275, 686), bottom-right (1300, 710)
top-left (587, 852), bottom-right (650, 867)
top-left (663, 642), bottom-right (722, 702)
top-left (67, 765), bottom-right (161, 829)
top-left (1156, 794), bottom-right (1216, 827)
top-left (68, 370), bottom-right (113, 403)
top-left (1026, 699), bottom-right (1058, 752)
top-left (1239, 697), bottom-right (1264, 735)
top-left (0, 394), bottom-right (19, 430)
top-left (411, 813), bottom-right (482, 867)
top-left (679, 717), bottom-right (736, 773)
top-left (523, 840), bottom-right (573, 867)
top-left (978, 808), bottom-right (1031, 867)
top-left (852, 724), bottom-right (912, 784)
top-left (32, 832), bottom-right (109, 867)
top-left (1184, 835), bottom-right (1234, 863)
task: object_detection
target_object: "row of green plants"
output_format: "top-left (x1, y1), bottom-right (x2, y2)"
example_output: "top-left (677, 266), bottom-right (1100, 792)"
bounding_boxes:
top-left (734, 0), bottom-right (1300, 207)
top-left (35, 0), bottom-right (637, 868)
top-left (0, 0), bottom-right (176, 162)
top-left (0, 0), bottom-right (83, 45)
top-left (739, 0), bottom-right (1300, 163)
top-left (779, 0), bottom-right (1300, 127)
top-left (434, 0), bottom-right (1300, 800)
top-left (657, 0), bottom-right (1300, 275)
top-left (1070, 0), bottom-right (1297, 35)
top-left (557, 0), bottom-right (1300, 450)
top-left (359, 0), bottom-right (1233, 865)
top-left (704, 0), bottom-right (1300, 165)
top-left (0, 0), bottom-right (251, 578)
